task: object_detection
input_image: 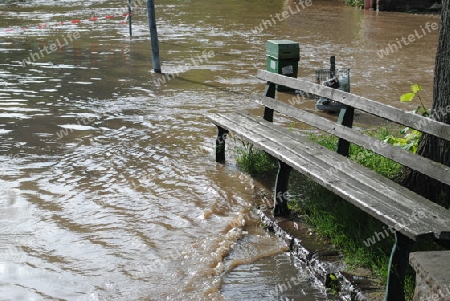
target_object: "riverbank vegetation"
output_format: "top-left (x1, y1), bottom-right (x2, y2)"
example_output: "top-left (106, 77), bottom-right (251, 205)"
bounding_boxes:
top-left (342, 0), bottom-right (363, 8)
top-left (233, 127), bottom-right (443, 300)
top-left (235, 142), bottom-right (277, 176)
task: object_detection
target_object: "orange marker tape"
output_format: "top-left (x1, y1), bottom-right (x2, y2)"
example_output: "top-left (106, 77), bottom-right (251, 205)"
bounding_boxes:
top-left (3, 13), bottom-right (128, 33)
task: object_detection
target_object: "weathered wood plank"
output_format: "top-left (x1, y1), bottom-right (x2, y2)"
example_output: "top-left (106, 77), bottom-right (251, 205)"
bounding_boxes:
top-left (252, 95), bottom-right (450, 187)
top-left (207, 112), bottom-right (450, 241)
top-left (226, 112), bottom-right (450, 239)
top-left (233, 113), bottom-right (450, 241)
top-left (256, 70), bottom-right (450, 142)
top-left (209, 112), bottom-right (429, 239)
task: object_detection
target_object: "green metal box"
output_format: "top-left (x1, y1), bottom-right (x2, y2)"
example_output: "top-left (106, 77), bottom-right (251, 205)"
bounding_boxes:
top-left (266, 56), bottom-right (298, 76)
top-left (266, 56), bottom-right (299, 91)
top-left (266, 40), bottom-right (300, 60)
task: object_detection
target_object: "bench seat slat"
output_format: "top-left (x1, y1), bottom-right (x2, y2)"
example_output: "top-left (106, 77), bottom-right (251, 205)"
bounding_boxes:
top-left (256, 70), bottom-right (450, 143)
top-left (228, 113), bottom-right (450, 234)
top-left (235, 113), bottom-right (450, 236)
top-left (253, 94), bottom-right (450, 187)
top-left (208, 112), bottom-right (450, 241)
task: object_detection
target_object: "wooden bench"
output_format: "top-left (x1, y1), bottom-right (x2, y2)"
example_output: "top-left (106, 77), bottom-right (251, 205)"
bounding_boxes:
top-left (208, 69), bottom-right (450, 301)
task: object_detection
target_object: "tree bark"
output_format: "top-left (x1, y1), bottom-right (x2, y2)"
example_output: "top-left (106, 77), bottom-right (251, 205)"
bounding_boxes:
top-left (401, 1), bottom-right (450, 208)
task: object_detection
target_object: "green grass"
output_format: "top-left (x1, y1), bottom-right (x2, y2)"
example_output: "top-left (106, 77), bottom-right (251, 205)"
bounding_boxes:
top-left (234, 142), bottom-right (277, 177)
top-left (342, 0), bottom-right (364, 8)
top-left (309, 128), bottom-right (403, 180)
top-left (233, 127), bottom-right (445, 300)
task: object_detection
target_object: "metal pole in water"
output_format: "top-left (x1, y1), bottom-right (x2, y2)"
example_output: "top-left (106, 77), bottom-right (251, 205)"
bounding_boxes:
top-left (147, 0), bottom-right (161, 73)
top-left (330, 55), bottom-right (335, 78)
top-left (128, 0), bottom-right (132, 37)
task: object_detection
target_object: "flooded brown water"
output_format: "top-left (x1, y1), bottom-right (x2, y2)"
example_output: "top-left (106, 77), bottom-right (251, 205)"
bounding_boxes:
top-left (0, 0), bottom-right (440, 300)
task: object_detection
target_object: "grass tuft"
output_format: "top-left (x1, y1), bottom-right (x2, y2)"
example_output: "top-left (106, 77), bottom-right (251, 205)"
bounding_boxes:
top-left (234, 142), bottom-right (277, 177)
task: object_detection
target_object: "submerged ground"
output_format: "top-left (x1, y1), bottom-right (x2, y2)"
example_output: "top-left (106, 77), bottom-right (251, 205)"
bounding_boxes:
top-left (0, 0), bottom-right (440, 299)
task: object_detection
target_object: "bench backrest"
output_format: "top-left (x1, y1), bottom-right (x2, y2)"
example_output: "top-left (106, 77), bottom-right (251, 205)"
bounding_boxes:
top-left (256, 70), bottom-right (450, 186)
top-left (257, 70), bottom-right (450, 142)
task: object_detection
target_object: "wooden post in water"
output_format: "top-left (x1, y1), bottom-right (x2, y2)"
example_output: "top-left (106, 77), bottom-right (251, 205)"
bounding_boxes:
top-left (147, 0), bottom-right (161, 73)
top-left (128, 0), bottom-right (132, 37)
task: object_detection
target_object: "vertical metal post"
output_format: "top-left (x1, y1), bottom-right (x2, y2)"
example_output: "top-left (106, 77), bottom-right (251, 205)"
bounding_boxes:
top-left (147, 0), bottom-right (161, 73)
top-left (262, 80), bottom-right (291, 217)
top-left (384, 232), bottom-right (413, 301)
top-left (330, 56), bottom-right (335, 78)
top-left (336, 107), bottom-right (354, 157)
top-left (263, 82), bottom-right (276, 122)
top-left (128, 0), bottom-right (132, 37)
top-left (273, 161), bottom-right (292, 217)
top-left (216, 126), bottom-right (228, 163)
top-left (333, 55), bottom-right (353, 157)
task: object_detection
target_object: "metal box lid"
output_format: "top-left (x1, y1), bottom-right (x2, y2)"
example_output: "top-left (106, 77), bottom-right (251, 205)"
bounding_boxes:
top-left (266, 40), bottom-right (300, 59)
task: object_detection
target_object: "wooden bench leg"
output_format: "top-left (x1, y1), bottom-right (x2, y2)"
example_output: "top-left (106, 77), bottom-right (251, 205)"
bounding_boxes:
top-left (273, 160), bottom-right (292, 217)
top-left (216, 126), bottom-right (228, 163)
top-left (384, 232), bottom-right (414, 301)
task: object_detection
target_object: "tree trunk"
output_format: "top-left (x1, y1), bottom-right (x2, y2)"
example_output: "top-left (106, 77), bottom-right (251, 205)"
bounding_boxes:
top-left (401, 1), bottom-right (450, 208)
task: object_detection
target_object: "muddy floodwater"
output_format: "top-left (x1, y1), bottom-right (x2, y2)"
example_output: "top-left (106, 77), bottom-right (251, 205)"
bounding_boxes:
top-left (0, 0), bottom-right (440, 300)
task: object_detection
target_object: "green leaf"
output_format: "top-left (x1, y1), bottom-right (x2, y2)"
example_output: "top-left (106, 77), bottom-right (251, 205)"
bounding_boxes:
top-left (394, 138), bottom-right (408, 146)
top-left (400, 93), bottom-right (415, 102)
top-left (411, 84), bottom-right (422, 94)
